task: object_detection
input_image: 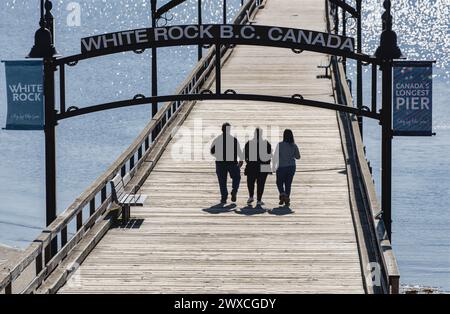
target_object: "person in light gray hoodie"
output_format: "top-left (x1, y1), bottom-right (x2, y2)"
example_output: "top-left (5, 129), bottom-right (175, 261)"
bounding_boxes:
top-left (273, 129), bottom-right (301, 207)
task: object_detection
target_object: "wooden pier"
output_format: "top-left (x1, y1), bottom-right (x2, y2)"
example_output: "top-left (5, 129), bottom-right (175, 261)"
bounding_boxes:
top-left (0, 0), bottom-right (399, 294)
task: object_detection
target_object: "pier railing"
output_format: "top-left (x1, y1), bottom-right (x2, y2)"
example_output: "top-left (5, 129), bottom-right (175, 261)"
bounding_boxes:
top-left (0, 0), bottom-right (262, 294)
top-left (326, 0), bottom-right (400, 294)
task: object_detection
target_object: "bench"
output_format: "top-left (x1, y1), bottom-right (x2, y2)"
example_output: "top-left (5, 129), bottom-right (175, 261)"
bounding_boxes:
top-left (110, 173), bottom-right (147, 223)
top-left (317, 59), bottom-right (332, 79)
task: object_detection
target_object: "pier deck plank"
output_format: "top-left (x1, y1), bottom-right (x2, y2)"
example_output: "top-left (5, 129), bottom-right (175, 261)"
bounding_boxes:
top-left (59, 0), bottom-right (365, 294)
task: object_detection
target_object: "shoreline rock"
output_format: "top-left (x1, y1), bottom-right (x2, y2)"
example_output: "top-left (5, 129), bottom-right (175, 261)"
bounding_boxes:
top-left (401, 285), bottom-right (449, 294)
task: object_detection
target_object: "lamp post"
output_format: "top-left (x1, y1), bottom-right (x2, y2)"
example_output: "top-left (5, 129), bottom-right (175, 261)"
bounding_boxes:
top-left (376, 0), bottom-right (402, 241)
top-left (28, 0), bottom-right (59, 256)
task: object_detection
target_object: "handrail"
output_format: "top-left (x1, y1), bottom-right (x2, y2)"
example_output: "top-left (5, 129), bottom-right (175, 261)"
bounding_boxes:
top-left (327, 1), bottom-right (400, 294)
top-left (335, 60), bottom-right (400, 294)
top-left (0, 0), bottom-right (261, 294)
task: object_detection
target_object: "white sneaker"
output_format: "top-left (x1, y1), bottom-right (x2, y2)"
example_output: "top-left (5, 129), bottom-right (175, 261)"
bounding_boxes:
top-left (247, 197), bottom-right (254, 205)
top-left (257, 201), bottom-right (265, 206)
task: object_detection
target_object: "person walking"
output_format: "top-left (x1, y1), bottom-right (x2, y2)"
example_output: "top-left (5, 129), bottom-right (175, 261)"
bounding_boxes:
top-left (210, 123), bottom-right (244, 204)
top-left (244, 128), bottom-right (272, 207)
top-left (273, 129), bottom-right (300, 207)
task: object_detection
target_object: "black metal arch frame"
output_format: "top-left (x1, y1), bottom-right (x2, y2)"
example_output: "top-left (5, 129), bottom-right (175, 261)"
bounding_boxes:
top-left (56, 92), bottom-right (380, 121)
top-left (52, 24), bottom-right (379, 123)
top-left (32, 0), bottom-right (404, 261)
top-left (56, 25), bottom-right (375, 66)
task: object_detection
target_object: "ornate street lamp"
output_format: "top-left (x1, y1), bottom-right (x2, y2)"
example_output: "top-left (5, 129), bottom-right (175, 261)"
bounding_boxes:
top-left (376, 0), bottom-right (403, 240)
top-left (27, 0), bottom-right (59, 58)
top-left (375, 0), bottom-right (402, 60)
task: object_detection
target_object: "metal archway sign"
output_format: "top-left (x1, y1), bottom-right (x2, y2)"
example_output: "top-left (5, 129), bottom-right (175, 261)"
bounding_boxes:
top-left (56, 24), bottom-right (376, 65)
top-left (52, 23), bottom-right (380, 122)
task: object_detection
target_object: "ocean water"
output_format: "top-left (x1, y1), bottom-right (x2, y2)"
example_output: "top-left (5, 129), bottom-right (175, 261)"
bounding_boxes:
top-left (0, 0), bottom-right (449, 290)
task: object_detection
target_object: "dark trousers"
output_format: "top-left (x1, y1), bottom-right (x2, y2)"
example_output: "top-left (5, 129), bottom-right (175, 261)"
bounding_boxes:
top-left (215, 162), bottom-right (241, 200)
top-left (247, 172), bottom-right (269, 201)
top-left (276, 166), bottom-right (296, 197)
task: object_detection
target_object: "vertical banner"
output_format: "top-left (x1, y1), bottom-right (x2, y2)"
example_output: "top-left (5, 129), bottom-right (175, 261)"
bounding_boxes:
top-left (393, 61), bottom-right (433, 136)
top-left (2, 60), bottom-right (44, 130)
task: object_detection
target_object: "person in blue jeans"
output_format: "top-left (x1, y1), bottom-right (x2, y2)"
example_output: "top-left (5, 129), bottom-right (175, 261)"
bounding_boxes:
top-left (211, 123), bottom-right (244, 204)
top-left (273, 129), bottom-right (301, 207)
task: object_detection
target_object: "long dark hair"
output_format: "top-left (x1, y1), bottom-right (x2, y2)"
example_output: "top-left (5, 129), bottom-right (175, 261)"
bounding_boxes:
top-left (283, 129), bottom-right (295, 144)
top-left (254, 127), bottom-right (263, 144)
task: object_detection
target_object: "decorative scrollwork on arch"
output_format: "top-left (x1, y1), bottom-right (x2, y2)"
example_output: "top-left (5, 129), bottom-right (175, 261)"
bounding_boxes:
top-left (156, 12), bottom-right (174, 27)
top-left (345, 16), bottom-right (357, 31)
top-left (200, 89), bottom-right (213, 95)
top-left (291, 94), bottom-right (304, 100)
top-left (67, 106), bottom-right (79, 112)
top-left (133, 94), bottom-right (146, 100)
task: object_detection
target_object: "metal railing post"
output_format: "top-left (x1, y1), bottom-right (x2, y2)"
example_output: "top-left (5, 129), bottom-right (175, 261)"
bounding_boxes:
top-left (198, 0), bottom-right (203, 61)
top-left (223, 0), bottom-right (227, 24)
top-left (151, 0), bottom-right (159, 140)
top-left (215, 45), bottom-right (221, 94)
top-left (342, 0), bottom-right (347, 72)
top-left (356, 0), bottom-right (363, 136)
top-left (334, 3), bottom-right (339, 34)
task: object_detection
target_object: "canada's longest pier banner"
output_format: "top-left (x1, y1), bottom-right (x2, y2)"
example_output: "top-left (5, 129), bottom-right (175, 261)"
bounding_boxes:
top-left (81, 24), bottom-right (355, 55)
top-left (393, 61), bottom-right (434, 136)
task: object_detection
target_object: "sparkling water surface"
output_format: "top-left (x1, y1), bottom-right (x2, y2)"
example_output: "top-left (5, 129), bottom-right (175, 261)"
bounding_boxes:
top-left (0, 0), bottom-right (448, 290)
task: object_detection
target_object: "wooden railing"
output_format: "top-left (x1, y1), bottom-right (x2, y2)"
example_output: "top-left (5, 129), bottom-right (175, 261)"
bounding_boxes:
top-left (333, 59), bottom-right (400, 294)
top-left (0, 0), bottom-right (262, 294)
top-left (325, 0), bottom-right (400, 294)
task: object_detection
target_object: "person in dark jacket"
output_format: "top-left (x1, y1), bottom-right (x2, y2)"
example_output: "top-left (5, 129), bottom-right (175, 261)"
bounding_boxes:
top-left (273, 129), bottom-right (301, 207)
top-left (244, 128), bottom-right (272, 206)
top-left (211, 123), bottom-right (244, 204)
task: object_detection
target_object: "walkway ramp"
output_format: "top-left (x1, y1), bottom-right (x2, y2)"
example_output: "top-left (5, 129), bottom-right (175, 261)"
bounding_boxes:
top-left (57, 0), bottom-right (365, 294)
